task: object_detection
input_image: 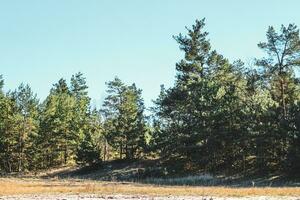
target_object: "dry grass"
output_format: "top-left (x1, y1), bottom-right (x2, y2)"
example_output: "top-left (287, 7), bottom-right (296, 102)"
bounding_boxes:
top-left (0, 178), bottom-right (299, 197)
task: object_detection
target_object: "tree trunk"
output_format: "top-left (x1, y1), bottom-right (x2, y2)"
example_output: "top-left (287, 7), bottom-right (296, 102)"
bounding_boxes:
top-left (103, 140), bottom-right (107, 161)
top-left (280, 77), bottom-right (287, 119)
top-left (120, 143), bottom-right (123, 159)
top-left (64, 145), bottom-right (68, 164)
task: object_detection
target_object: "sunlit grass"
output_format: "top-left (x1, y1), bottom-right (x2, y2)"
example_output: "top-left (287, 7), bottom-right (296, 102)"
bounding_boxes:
top-left (0, 178), bottom-right (299, 197)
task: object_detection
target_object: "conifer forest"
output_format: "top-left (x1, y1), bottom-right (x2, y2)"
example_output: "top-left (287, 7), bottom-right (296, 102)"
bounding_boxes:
top-left (1, 19), bottom-right (300, 177)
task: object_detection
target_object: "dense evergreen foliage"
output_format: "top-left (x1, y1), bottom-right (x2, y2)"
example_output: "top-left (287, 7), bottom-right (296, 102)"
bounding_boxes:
top-left (101, 77), bottom-right (147, 160)
top-left (151, 19), bottom-right (300, 175)
top-left (0, 19), bottom-right (299, 176)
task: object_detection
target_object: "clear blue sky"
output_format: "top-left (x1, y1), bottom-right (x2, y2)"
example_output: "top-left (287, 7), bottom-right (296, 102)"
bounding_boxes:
top-left (1, 0), bottom-right (299, 108)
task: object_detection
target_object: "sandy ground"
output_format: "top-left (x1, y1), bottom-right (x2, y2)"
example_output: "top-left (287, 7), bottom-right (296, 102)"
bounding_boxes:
top-left (0, 195), bottom-right (299, 200)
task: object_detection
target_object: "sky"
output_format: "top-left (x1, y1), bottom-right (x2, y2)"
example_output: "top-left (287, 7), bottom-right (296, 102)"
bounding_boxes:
top-left (0, 0), bottom-right (300, 109)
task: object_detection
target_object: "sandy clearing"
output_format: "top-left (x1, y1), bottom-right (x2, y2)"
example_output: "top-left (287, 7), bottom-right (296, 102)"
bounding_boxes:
top-left (0, 195), bottom-right (299, 200)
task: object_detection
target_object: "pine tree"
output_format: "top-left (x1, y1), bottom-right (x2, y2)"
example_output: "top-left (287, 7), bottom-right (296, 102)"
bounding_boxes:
top-left (257, 24), bottom-right (300, 118)
top-left (70, 72), bottom-right (91, 161)
top-left (257, 24), bottom-right (300, 170)
top-left (77, 109), bottom-right (103, 165)
top-left (102, 77), bottom-right (147, 160)
top-left (152, 19), bottom-right (225, 171)
top-left (0, 75), bottom-right (3, 92)
top-left (0, 79), bottom-right (36, 172)
top-left (39, 79), bottom-right (77, 167)
top-left (0, 90), bottom-right (19, 172)
top-left (152, 19), bottom-right (262, 174)
top-left (9, 83), bottom-right (39, 171)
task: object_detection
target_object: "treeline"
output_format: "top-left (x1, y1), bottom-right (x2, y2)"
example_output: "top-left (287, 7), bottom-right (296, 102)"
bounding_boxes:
top-left (0, 73), bottom-right (148, 172)
top-left (0, 19), bottom-right (299, 176)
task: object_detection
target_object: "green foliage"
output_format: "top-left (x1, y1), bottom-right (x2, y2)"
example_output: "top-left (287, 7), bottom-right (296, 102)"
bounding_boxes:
top-left (0, 20), bottom-right (299, 178)
top-left (0, 94), bottom-right (19, 172)
top-left (69, 72), bottom-right (93, 163)
top-left (285, 102), bottom-right (300, 174)
top-left (77, 132), bottom-right (101, 165)
top-left (151, 19), bottom-right (300, 175)
top-left (255, 24), bottom-right (300, 172)
top-left (10, 84), bottom-right (39, 171)
top-left (77, 109), bottom-right (103, 165)
top-left (39, 80), bottom-right (77, 167)
top-left (0, 75), bottom-right (3, 92)
top-left (0, 82), bottom-right (39, 172)
top-left (102, 77), bottom-right (147, 160)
